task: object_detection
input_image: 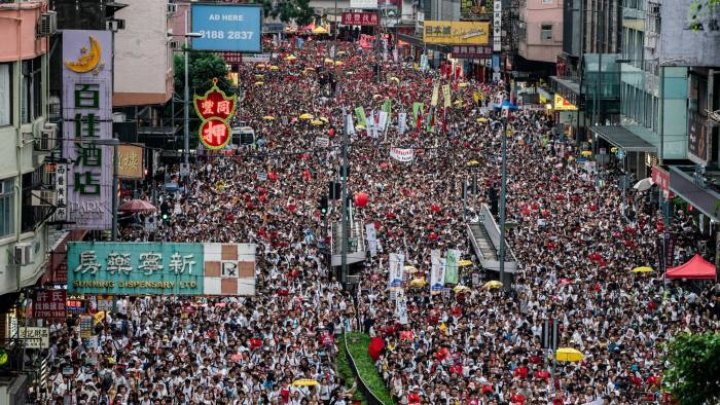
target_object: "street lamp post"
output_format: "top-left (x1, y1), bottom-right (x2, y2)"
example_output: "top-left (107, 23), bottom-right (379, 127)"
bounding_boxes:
top-left (340, 108), bottom-right (349, 287)
top-left (92, 139), bottom-right (120, 240)
top-left (495, 99), bottom-right (516, 286)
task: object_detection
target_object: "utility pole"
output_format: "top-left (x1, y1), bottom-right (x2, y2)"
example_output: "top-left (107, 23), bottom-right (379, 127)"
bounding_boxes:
top-left (498, 104), bottom-right (510, 286)
top-left (341, 108), bottom-right (349, 287)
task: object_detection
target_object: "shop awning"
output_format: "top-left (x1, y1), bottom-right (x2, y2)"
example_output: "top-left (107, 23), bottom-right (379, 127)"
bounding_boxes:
top-left (549, 75), bottom-right (580, 96)
top-left (589, 125), bottom-right (657, 153)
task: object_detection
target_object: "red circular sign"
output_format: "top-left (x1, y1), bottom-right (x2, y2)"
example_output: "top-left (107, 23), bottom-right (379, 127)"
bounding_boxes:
top-left (199, 117), bottom-right (231, 150)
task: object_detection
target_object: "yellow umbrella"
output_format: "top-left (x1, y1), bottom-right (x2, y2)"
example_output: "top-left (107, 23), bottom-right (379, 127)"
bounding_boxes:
top-left (324, 58), bottom-right (334, 64)
top-left (483, 280), bottom-right (503, 289)
top-left (337, 50), bottom-right (347, 56)
top-left (555, 347), bottom-right (585, 362)
top-left (453, 285), bottom-right (471, 294)
top-left (299, 113), bottom-right (314, 120)
top-left (313, 26), bottom-right (329, 34)
top-left (389, 77), bottom-right (400, 83)
top-left (263, 115), bottom-right (276, 121)
top-left (254, 81), bottom-right (264, 86)
top-left (466, 160), bottom-right (480, 167)
top-left (580, 150), bottom-right (593, 157)
top-left (319, 117), bottom-right (329, 123)
top-left (476, 117), bottom-right (489, 123)
top-left (631, 266), bottom-right (654, 274)
top-left (254, 74), bottom-right (265, 80)
top-left (304, 67), bottom-right (316, 72)
top-left (257, 64), bottom-right (266, 69)
top-left (292, 379), bottom-right (320, 387)
top-left (409, 278), bottom-right (426, 288)
top-left (458, 82), bottom-right (468, 88)
top-left (269, 65), bottom-right (279, 71)
top-left (334, 61), bottom-right (344, 66)
top-left (404, 265), bottom-right (419, 274)
top-left (356, 124), bottom-right (366, 130)
top-left (285, 55), bottom-right (297, 61)
top-left (457, 260), bottom-right (473, 267)
top-left (310, 119), bottom-right (324, 126)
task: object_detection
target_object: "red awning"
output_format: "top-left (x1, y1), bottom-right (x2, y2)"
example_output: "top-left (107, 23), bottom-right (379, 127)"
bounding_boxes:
top-left (666, 254), bottom-right (717, 280)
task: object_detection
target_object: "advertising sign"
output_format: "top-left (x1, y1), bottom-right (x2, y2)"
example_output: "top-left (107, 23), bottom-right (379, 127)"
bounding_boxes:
top-left (68, 242), bottom-right (257, 296)
top-left (19, 327), bottom-right (50, 349)
top-left (554, 94), bottom-right (578, 111)
top-left (191, 3), bottom-right (262, 53)
top-left (688, 111), bottom-right (709, 165)
top-left (651, 166), bottom-right (671, 199)
top-left (62, 30), bottom-right (114, 230)
top-left (53, 163), bottom-right (68, 223)
top-left (493, 0), bottom-right (502, 52)
top-left (342, 12), bottom-right (379, 26)
top-left (34, 290), bottom-right (67, 320)
top-left (452, 45), bottom-right (492, 59)
top-left (350, 0), bottom-right (379, 9)
top-left (117, 144), bottom-right (144, 179)
top-left (660, 1), bottom-right (720, 67)
top-left (423, 21), bottom-right (490, 45)
top-left (194, 80), bottom-right (238, 150)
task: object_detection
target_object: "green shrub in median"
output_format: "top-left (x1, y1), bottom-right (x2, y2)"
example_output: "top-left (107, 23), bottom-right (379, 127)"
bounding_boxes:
top-left (344, 332), bottom-right (396, 405)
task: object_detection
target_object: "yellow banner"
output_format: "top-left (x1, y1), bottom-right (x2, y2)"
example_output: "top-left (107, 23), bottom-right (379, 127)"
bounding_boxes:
top-left (554, 94), bottom-right (578, 111)
top-left (442, 85), bottom-right (452, 108)
top-left (117, 144), bottom-right (144, 179)
top-left (423, 21), bottom-right (490, 45)
top-left (431, 84), bottom-right (439, 107)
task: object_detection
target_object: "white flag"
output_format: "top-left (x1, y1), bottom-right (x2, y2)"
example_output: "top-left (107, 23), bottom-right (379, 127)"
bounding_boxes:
top-left (387, 253), bottom-right (405, 289)
top-left (345, 113), bottom-right (355, 136)
top-left (398, 112), bottom-right (407, 135)
top-left (430, 250), bottom-right (445, 294)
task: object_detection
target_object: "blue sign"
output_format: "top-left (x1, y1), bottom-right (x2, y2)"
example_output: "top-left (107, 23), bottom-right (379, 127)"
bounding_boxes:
top-left (616, 149), bottom-right (626, 159)
top-left (191, 4), bottom-right (262, 52)
top-left (68, 242), bottom-right (204, 295)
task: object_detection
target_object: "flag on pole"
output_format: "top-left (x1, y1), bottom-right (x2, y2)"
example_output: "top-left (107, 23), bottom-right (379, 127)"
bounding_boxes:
top-left (442, 85), bottom-right (452, 108)
top-left (431, 84), bottom-right (439, 107)
top-left (412, 102), bottom-right (424, 122)
top-left (381, 99), bottom-right (392, 114)
top-left (355, 106), bottom-right (367, 127)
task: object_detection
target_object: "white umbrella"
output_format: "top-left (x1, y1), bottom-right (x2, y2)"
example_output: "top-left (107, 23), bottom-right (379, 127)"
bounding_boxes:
top-left (633, 177), bottom-right (654, 191)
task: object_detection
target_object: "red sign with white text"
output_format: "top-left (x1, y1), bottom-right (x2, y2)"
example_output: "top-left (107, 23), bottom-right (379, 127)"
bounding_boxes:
top-left (34, 290), bottom-right (67, 320)
top-left (342, 12), bottom-right (379, 26)
top-left (200, 118), bottom-right (232, 149)
top-left (193, 79), bottom-right (237, 150)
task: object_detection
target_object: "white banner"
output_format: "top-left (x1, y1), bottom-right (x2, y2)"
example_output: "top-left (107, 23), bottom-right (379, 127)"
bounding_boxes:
top-left (390, 148), bottom-right (415, 162)
top-left (315, 136), bottom-right (329, 147)
top-left (366, 223), bottom-right (377, 257)
top-left (378, 110), bottom-right (389, 131)
top-left (430, 249), bottom-right (445, 294)
top-left (398, 112), bottom-right (407, 134)
top-left (345, 113), bottom-right (356, 136)
top-left (388, 253), bottom-right (405, 288)
top-left (395, 291), bottom-right (408, 325)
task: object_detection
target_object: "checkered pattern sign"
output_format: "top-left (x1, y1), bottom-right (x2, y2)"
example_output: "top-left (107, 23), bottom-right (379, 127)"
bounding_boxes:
top-left (203, 243), bottom-right (256, 296)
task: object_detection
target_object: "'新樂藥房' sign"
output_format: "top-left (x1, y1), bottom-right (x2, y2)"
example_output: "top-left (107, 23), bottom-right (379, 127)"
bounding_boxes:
top-left (62, 30), bottom-right (114, 230)
top-left (68, 242), bottom-right (257, 296)
top-left (191, 4), bottom-right (262, 53)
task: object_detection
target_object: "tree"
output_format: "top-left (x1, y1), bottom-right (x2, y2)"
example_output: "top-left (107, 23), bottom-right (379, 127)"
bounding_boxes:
top-left (173, 51), bottom-right (234, 98)
top-left (664, 332), bottom-right (720, 405)
top-left (260, 0), bottom-right (315, 26)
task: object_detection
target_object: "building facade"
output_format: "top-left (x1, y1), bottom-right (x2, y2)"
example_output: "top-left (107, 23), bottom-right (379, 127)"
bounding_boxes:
top-left (517, 0), bottom-right (563, 64)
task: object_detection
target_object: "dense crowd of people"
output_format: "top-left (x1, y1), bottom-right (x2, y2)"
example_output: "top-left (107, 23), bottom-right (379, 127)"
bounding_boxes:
top-left (39, 37), bottom-right (720, 405)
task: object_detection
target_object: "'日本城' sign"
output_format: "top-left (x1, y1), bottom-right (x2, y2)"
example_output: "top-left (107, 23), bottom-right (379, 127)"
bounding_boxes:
top-left (68, 242), bottom-right (257, 296)
top-left (194, 79), bottom-right (238, 150)
top-left (62, 30), bottom-right (114, 230)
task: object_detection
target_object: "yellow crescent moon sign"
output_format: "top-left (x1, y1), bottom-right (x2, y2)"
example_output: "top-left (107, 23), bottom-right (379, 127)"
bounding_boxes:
top-left (64, 36), bottom-right (102, 73)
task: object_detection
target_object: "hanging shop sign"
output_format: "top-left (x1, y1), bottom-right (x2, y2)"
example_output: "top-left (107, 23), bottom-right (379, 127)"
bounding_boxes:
top-left (554, 94), bottom-right (578, 111)
top-left (194, 79), bottom-right (238, 150)
top-left (451, 45), bottom-right (492, 59)
top-left (62, 30), bottom-right (114, 230)
top-left (19, 327), bottom-right (50, 349)
top-left (493, 0), bottom-right (502, 52)
top-left (34, 290), bottom-right (67, 321)
top-left (341, 12), bottom-right (379, 26)
top-left (423, 21), bottom-right (490, 45)
top-left (68, 242), bottom-right (257, 296)
top-left (117, 144), bottom-right (144, 179)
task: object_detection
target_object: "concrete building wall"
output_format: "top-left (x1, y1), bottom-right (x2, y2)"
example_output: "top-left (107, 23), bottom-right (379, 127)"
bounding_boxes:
top-left (113, 0), bottom-right (173, 106)
top-left (518, 0), bottom-right (563, 63)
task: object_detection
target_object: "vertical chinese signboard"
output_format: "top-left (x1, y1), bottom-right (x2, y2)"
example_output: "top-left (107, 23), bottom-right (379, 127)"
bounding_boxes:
top-left (34, 290), bottom-right (67, 321)
top-left (62, 30), bottom-right (114, 230)
top-left (117, 144), bottom-right (144, 179)
top-left (194, 79), bottom-right (237, 150)
top-left (68, 242), bottom-right (256, 296)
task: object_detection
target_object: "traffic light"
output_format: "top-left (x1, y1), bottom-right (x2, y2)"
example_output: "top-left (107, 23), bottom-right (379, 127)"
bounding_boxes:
top-left (318, 196), bottom-right (329, 217)
top-left (160, 200), bottom-right (171, 223)
top-left (328, 181), bottom-right (342, 200)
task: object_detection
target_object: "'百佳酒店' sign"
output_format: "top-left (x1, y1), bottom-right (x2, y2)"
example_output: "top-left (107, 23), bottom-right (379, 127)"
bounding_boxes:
top-left (62, 30), bottom-right (114, 230)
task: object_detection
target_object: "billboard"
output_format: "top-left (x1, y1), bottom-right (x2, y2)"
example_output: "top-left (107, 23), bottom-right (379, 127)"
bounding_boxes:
top-left (62, 30), bottom-right (114, 230)
top-left (688, 111), bottom-right (709, 165)
top-left (660, 1), bottom-right (720, 67)
top-left (191, 3), bottom-right (262, 53)
top-left (68, 242), bottom-right (256, 295)
top-left (461, 0), bottom-right (490, 20)
top-left (342, 12), bottom-right (379, 26)
top-left (423, 21), bottom-right (490, 45)
top-left (554, 94), bottom-right (578, 111)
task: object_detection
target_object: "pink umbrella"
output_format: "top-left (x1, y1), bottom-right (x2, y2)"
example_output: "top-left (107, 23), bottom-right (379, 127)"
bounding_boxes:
top-left (118, 199), bottom-right (156, 214)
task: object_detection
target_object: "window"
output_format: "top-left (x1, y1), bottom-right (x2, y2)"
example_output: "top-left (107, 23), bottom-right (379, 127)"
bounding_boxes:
top-left (0, 178), bottom-right (14, 238)
top-left (541, 0), bottom-right (554, 4)
top-left (0, 64), bottom-right (10, 126)
top-left (21, 57), bottom-right (42, 124)
top-left (541, 24), bottom-right (553, 41)
top-left (21, 166), bottom-right (47, 233)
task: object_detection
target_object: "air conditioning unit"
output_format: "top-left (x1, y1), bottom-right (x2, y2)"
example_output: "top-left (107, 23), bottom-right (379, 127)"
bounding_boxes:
top-left (31, 190), bottom-right (56, 206)
top-left (167, 2), bottom-right (177, 14)
top-left (35, 124), bottom-right (57, 152)
top-left (12, 243), bottom-right (34, 266)
top-left (38, 11), bottom-right (57, 37)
